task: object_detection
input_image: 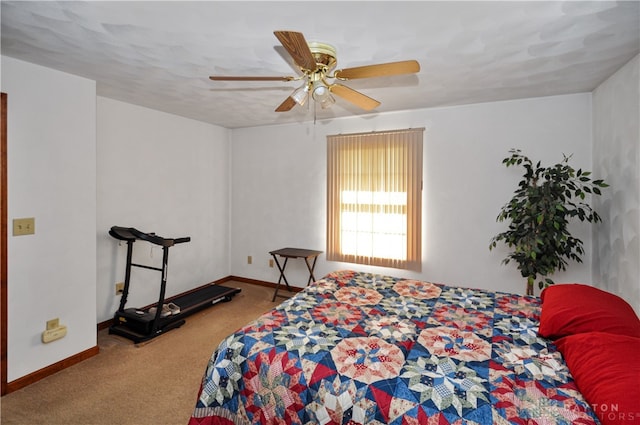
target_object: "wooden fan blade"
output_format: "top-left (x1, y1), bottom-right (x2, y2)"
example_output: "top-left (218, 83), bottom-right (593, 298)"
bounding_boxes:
top-left (274, 31), bottom-right (317, 71)
top-left (334, 60), bottom-right (420, 80)
top-left (330, 84), bottom-right (380, 111)
top-left (275, 96), bottom-right (297, 112)
top-left (210, 75), bottom-right (294, 81)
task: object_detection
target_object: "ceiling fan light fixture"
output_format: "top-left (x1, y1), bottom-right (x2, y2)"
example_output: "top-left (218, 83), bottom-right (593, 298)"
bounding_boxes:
top-left (312, 80), bottom-right (335, 109)
top-left (291, 84), bottom-right (309, 106)
top-left (312, 80), bottom-right (329, 99)
top-left (319, 94), bottom-right (335, 109)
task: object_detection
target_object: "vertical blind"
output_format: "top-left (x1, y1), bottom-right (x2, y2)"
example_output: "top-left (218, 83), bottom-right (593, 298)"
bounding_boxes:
top-left (326, 128), bottom-right (423, 271)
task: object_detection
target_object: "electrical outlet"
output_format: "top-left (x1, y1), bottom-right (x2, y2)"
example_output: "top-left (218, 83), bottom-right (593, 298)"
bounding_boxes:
top-left (269, 259), bottom-right (274, 268)
top-left (42, 325), bottom-right (67, 343)
top-left (247, 255), bottom-right (252, 265)
top-left (46, 318), bottom-right (59, 331)
top-left (115, 282), bottom-right (125, 295)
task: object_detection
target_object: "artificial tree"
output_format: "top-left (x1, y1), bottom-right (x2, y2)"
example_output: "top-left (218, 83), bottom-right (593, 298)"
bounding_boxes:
top-left (490, 149), bottom-right (608, 295)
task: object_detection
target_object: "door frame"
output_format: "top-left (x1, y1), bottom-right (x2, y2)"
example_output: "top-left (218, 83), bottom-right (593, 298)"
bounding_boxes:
top-left (1, 92), bottom-right (8, 396)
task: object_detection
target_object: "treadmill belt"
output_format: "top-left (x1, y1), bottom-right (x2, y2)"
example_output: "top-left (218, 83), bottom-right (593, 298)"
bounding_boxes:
top-left (171, 285), bottom-right (239, 315)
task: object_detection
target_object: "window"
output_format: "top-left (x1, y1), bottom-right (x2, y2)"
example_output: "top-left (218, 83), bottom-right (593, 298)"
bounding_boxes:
top-left (326, 128), bottom-right (423, 271)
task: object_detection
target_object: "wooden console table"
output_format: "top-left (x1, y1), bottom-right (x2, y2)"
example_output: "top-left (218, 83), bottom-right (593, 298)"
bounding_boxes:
top-left (269, 248), bottom-right (323, 302)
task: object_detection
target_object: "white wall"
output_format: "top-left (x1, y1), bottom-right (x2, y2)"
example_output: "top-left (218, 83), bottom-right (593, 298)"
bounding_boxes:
top-left (592, 54), bottom-right (640, 314)
top-left (96, 97), bottom-right (231, 323)
top-left (1, 56), bottom-right (97, 381)
top-left (230, 94), bottom-right (594, 296)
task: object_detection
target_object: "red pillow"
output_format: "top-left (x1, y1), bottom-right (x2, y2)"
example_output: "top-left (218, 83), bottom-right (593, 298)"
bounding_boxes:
top-left (555, 332), bottom-right (640, 425)
top-left (539, 284), bottom-right (640, 339)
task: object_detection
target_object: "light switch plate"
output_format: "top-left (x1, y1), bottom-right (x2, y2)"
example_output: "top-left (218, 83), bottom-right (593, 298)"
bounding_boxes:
top-left (13, 217), bottom-right (35, 236)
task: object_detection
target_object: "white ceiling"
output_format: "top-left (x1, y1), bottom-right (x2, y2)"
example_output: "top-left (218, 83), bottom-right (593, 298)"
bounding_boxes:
top-left (1, 1), bottom-right (639, 129)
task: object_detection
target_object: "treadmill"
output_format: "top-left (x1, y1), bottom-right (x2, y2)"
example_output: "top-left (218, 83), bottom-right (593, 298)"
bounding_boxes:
top-left (108, 226), bottom-right (241, 343)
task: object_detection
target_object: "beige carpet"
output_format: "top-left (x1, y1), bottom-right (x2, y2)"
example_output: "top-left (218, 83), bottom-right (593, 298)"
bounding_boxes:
top-left (1, 281), bottom-right (283, 425)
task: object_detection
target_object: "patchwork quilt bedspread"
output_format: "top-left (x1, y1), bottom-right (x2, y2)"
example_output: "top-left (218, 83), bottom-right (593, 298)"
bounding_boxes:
top-left (189, 270), bottom-right (598, 424)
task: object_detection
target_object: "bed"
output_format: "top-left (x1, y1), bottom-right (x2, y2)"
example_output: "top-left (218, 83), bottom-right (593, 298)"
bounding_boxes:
top-left (189, 270), bottom-right (640, 425)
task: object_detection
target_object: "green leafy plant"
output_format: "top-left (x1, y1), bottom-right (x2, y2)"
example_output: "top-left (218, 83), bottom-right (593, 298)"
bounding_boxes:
top-left (490, 149), bottom-right (608, 295)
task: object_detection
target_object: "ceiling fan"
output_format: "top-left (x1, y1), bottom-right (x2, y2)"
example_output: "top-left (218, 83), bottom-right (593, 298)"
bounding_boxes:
top-left (209, 31), bottom-right (420, 113)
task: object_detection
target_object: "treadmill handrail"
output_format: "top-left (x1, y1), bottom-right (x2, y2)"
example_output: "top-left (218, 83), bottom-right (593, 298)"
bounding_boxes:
top-left (109, 226), bottom-right (190, 247)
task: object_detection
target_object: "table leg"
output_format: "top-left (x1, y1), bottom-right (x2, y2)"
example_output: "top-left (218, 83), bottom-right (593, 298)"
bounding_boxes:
top-left (271, 255), bottom-right (291, 302)
top-left (304, 255), bottom-right (319, 285)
